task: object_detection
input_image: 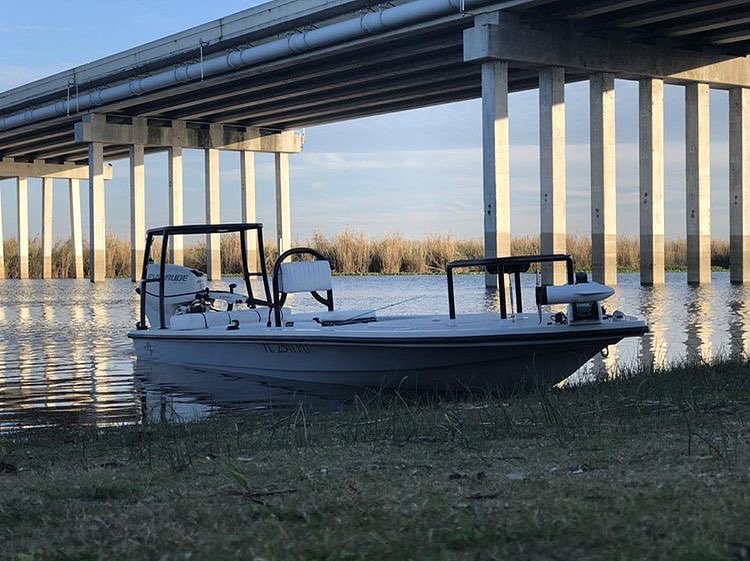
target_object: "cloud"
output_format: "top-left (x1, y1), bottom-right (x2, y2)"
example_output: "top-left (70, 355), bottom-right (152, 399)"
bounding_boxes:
top-left (0, 25), bottom-right (48, 33)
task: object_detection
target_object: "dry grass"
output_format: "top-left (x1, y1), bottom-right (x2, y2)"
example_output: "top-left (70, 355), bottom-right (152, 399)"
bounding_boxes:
top-left (0, 233), bottom-right (732, 277)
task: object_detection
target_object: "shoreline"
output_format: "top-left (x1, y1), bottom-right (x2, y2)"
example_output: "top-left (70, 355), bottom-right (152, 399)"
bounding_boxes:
top-left (2, 358), bottom-right (748, 559)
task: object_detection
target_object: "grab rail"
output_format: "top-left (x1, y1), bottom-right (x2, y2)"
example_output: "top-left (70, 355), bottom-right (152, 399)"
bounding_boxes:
top-left (446, 254), bottom-right (575, 320)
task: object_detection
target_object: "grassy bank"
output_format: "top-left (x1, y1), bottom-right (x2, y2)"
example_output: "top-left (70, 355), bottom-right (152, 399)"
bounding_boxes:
top-left (1, 360), bottom-right (749, 560)
top-left (0, 232), bottom-right (732, 278)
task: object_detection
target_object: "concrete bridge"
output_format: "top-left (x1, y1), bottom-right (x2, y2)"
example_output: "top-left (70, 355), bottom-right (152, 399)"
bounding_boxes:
top-left (1, 0), bottom-right (749, 285)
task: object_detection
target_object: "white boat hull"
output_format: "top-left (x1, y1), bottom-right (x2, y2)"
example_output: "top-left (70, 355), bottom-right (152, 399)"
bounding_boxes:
top-left (129, 313), bottom-right (645, 391)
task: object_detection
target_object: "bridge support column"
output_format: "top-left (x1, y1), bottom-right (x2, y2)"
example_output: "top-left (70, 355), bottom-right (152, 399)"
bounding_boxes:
top-left (0, 186), bottom-right (4, 279)
top-left (686, 83), bottom-right (711, 285)
top-left (539, 67), bottom-right (567, 284)
top-left (639, 78), bottom-right (665, 285)
top-left (130, 145), bottom-right (145, 281)
top-left (205, 148), bottom-right (221, 280)
top-left (88, 142), bottom-right (106, 283)
top-left (590, 73), bottom-right (617, 285)
top-left (168, 146), bottom-right (184, 265)
top-left (730, 87), bottom-right (750, 284)
top-left (69, 179), bottom-right (84, 278)
top-left (481, 60), bottom-right (511, 288)
top-left (241, 151), bottom-right (258, 268)
top-left (17, 177), bottom-right (28, 279)
top-left (42, 177), bottom-right (53, 279)
top-left (275, 153), bottom-right (291, 254)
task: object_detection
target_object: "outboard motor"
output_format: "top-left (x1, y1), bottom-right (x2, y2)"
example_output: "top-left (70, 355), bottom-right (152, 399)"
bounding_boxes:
top-left (143, 263), bottom-right (207, 327)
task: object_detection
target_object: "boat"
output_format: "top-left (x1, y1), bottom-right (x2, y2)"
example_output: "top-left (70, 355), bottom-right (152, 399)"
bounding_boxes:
top-left (128, 223), bottom-right (648, 392)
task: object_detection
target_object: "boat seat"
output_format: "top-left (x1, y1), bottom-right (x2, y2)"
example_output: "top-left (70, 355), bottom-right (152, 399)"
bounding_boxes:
top-left (276, 260), bottom-right (332, 294)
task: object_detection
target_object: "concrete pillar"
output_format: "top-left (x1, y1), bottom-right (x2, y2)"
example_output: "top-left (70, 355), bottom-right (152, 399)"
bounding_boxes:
top-left (729, 87), bottom-right (750, 284)
top-left (639, 79), bottom-right (666, 285)
top-left (481, 61), bottom-right (511, 288)
top-left (0, 184), bottom-right (4, 279)
top-left (129, 145), bottom-right (145, 281)
top-left (68, 179), bottom-right (84, 278)
top-left (590, 73), bottom-right (617, 285)
top-left (41, 177), bottom-right (54, 279)
top-left (240, 151), bottom-right (258, 269)
top-left (685, 83), bottom-right (711, 285)
top-left (16, 177), bottom-right (28, 279)
top-left (168, 146), bottom-right (184, 265)
top-left (205, 148), bottom-right (221, 280)
top-left (539, 67), bottom-right (567, 284)
top-left (88, 142), bottom-right (106, 283)
top-left (275, 153), bottom-right (291, 254)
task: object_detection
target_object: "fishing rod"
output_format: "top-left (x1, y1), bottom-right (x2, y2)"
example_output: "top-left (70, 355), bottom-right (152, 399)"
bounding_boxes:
top-left (315, 295), bottom-right (425, 326)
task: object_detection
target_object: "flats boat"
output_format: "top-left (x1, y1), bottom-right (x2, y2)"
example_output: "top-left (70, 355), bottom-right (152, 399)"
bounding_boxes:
top-left (128, 224), bottom-right (647, 392)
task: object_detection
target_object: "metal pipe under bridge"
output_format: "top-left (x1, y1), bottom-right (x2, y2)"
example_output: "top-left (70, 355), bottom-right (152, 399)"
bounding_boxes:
top-left (0, 0), bottom-right (749, 286)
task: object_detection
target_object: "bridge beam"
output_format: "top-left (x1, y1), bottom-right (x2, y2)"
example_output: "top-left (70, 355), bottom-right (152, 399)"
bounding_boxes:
top-left (69, 179), bottom-right (84, 279)
top-left (240, 151), bottom-right (258, 269)
top-left (205, 148), bottom-right (221, 280)
top-left (539, 67), bottom-right (567, 285)
top-left (88, 142), bottom-right (106, 283)
top-left (639, 78), bottom-right (666, 285)
top-left (590, 73), bottom-right (617, 285)
top-left (0, 185), bottom-right (4, 279)
top-left (0, 159), bottom-right (112, 181)
top-left (168, 145), bottom-right (184, 266)
top-left (464, 17), bottom-right (750, 88)
top-left (130, 144), bottom-right (145, 282)
top-left (481, 60), bottom-right (511, 289)
top-left (730, 87), bottom-right (750, 284)
top-left (686, 83), bottom-right (712, 285)
top-left (275, 153), bottom-right (291, 254)
top-left (75, 114), bottom-right (303, 153)
top-left (17, 177), bottom-right (28, 279)
top-left (42, 177), bottom-right (53, 279)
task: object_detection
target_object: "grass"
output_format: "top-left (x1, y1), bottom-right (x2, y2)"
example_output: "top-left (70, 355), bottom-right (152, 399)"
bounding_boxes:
top-left (0, 232), bottom-right (733, 278)
top-left (1, 359), bottom-right (749, 560)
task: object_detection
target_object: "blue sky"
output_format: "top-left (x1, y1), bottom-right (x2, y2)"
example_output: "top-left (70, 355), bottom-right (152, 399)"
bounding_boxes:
top-left (0, 0), bottom-right (734, 242)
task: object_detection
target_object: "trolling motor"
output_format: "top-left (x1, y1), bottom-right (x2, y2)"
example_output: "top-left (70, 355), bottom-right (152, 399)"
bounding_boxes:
top-left (535, 272), bottom-right (614, 325)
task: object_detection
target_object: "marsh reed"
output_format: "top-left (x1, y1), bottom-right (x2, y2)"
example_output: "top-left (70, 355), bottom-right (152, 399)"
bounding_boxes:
top-left (0, 232), bottom-right (731, 278)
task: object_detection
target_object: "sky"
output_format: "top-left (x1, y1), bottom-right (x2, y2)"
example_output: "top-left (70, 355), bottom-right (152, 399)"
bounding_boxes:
top-left (0, 0), bottom-right (735, 243)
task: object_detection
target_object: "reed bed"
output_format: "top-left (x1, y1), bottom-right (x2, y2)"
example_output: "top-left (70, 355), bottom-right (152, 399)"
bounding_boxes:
top-left (0, 233), bottom-right (732, 277)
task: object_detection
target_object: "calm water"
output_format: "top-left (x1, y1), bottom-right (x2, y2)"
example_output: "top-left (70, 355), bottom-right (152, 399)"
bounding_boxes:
top-left (1, 272), bottom-right (749, 430)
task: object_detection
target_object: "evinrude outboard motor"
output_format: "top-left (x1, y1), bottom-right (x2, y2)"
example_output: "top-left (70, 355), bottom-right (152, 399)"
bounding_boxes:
top-left (143, 263), bottom-right (207, 327)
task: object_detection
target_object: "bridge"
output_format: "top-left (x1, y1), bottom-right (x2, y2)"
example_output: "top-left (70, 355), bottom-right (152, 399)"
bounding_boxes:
top-left (1, 0), bottom-right (749, 285)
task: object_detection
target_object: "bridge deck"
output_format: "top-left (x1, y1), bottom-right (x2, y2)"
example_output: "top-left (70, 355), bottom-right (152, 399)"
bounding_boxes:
top-left (1, 0), bottom-right (749, 164)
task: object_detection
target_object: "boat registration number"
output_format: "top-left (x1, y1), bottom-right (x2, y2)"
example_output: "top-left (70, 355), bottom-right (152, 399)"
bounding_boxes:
top-left (262, 343), bottom-right (311, 354)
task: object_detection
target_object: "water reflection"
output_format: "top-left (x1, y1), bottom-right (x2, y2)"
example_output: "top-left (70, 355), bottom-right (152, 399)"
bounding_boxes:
top-left (134, 361), bottom-right (363, 423)
top-left (684, 285), bottom-right (714, 363)
top-left (638, 284), bottom-right (669, 370)
top-left (727, 284), bottom-right (750, 358)
top-left (1, 273), bottom-right (750, 430)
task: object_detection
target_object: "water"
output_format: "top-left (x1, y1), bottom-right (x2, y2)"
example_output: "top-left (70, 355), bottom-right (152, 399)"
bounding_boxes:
top-left (1, 272), bottom-right (748, 430)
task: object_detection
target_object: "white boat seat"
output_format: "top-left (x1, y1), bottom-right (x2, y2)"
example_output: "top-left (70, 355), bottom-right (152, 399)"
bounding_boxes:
top-left (276, 260), bottom-right (332, 294)
top-left (170, 309), bottom-right (263, 330)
